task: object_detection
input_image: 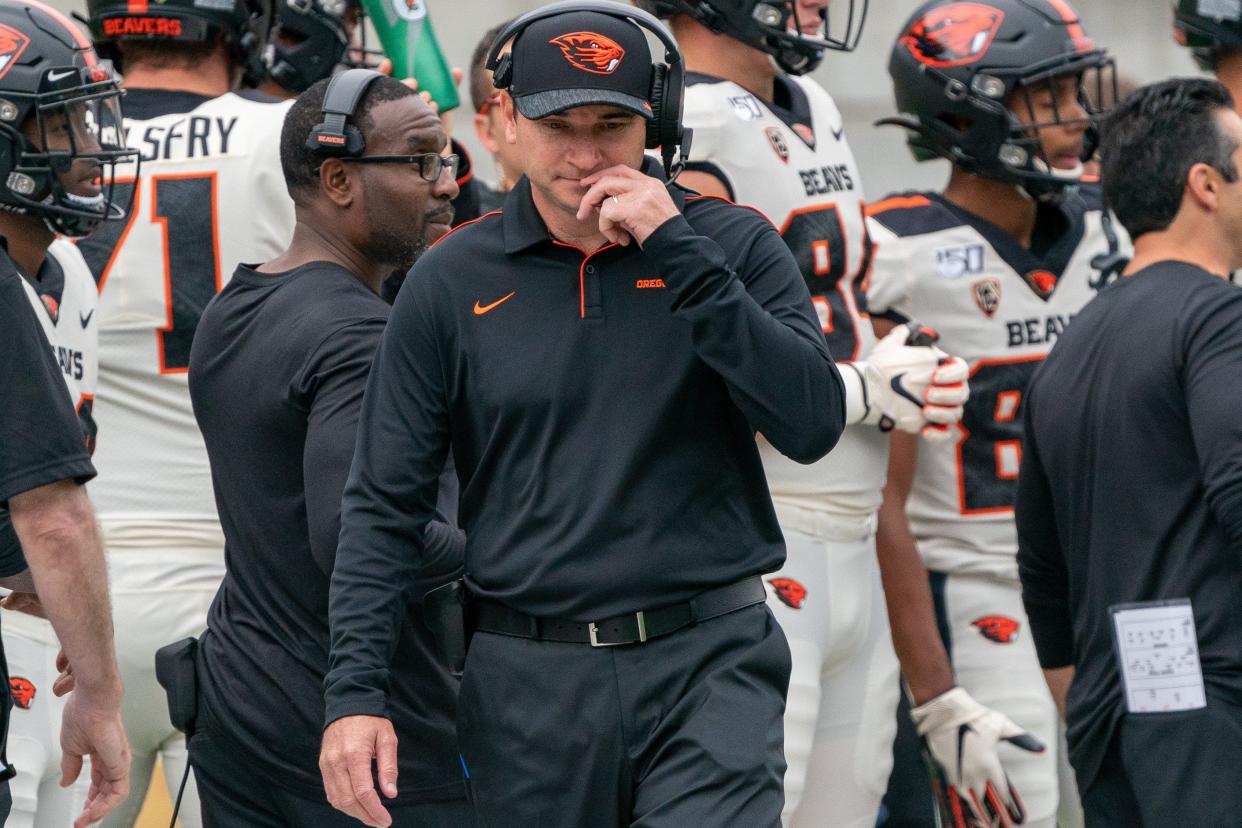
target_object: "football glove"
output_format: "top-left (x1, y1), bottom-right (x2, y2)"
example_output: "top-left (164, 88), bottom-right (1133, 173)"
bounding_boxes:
top-left (847, 322), bottom-right (969, 440)
top-left (911, 687), bottom-right (1046, 828)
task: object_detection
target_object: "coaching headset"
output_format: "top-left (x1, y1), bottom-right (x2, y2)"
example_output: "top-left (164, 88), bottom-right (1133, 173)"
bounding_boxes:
top-left (306, 67), bottom-right (385, 157)
top-left (484, 0), bottom-right (692, 177)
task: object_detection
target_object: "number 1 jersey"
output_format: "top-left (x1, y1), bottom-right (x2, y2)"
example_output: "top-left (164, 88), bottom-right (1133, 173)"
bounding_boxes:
top-left (681, 72), bottom-right (882, 518)
top-left (865, 188), bottom-right (1130, 580)
top-left (78, 90), bottom-right (295, 545)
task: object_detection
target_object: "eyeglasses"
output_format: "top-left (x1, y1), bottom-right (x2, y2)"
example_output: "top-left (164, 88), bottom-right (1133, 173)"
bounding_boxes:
top-left (341, 152), bottom-right (460, 182)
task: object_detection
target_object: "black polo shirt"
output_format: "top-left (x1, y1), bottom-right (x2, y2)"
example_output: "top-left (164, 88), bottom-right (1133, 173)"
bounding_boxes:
top-left (325, 171), bottom-right (846, 724)
top-left (1017, 261), bottom-right (1242, 792)
top-left (189, 262), bottom-right (465, 802)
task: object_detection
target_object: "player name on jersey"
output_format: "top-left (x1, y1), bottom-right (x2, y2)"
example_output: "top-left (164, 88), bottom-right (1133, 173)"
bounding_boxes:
top-left (127, 115), bottom-right (238, 162)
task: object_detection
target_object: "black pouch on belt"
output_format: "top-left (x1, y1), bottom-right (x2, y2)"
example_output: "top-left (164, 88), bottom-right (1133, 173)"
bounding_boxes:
top-left (155, 637), bottom-right (199, 737)
top-left (423, 578), bottom-right (468, 677)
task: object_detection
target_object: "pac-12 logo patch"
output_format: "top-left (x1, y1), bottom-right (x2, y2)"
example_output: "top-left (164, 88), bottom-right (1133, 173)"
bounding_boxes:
top-left (549, 32), bottom-right (625, 75)
top-left (768, 577), bottom-right (807, 610)
top-left (973, 277), bottom-right (1001, 318)
top-left (0, 24), bottom-right (31, 82)
top-left (765, 126), bottom-right (790, 164)
top-left (901, 2), bottom-right (1005, 68)
top-left (9, 677), bottom-right (34, 710)
top-left (972, 615), bottom-right (1020, 643)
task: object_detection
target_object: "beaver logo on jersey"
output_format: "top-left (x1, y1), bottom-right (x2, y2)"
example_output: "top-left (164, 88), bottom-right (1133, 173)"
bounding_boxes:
top-left (765, 127), bottom-right (790, 164)
top-left (0, 24), bottom-right (30, 81)
top-left (40, 293), bottom-right (60, 323)
top-left (9, 677), bottom-right (34, 710)
top-left (768, 577), bottom-right (807, 610)
top-left (901, 3), bottom-right (1004, 68)
top-left (973, 277), bottom-right (1001, 317)
top-left (549, 32), bottom-right (625, 75)
top-left (973, 615), bottom-right (1020, 644)
top-left (1023, 269), bottom-right (1058, 299)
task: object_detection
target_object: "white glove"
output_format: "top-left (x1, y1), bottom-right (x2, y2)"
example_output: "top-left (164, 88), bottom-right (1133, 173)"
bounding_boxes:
top-left (846, 323), bottom-right (969, 441)
top-left (911, 687), bottom-right (1045, 827)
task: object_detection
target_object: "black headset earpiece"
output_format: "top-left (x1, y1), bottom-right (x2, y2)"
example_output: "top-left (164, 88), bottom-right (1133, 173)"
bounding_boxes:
top-left (483, 0), bottom-right (691, 175)
top-left (305, 67), bottom-right (384, 157)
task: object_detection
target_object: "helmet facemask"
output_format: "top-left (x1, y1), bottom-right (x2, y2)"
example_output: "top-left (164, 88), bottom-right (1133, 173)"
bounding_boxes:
top-left (2, 62), bottom-right (136, 236)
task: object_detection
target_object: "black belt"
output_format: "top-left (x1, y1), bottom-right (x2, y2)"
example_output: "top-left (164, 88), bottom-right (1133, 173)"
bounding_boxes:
top-left (469, 576), bottom-right (767, 648)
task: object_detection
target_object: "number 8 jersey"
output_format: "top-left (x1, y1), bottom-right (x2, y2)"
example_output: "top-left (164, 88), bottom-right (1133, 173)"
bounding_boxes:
top-left (77, 89), bottom-right (295, 546)
top-left (681, 72), bottom-right (882, 517)
top-left (865, 187), bottom-right (1130, 580)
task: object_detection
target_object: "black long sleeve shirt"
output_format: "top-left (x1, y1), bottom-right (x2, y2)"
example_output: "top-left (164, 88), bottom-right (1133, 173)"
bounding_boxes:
top-left (189, 262), bottom-right (465, 801)
top-left (325, 174), bottom-right (846, 724)
top-left (1016, 261), bottom-right (1242, 793)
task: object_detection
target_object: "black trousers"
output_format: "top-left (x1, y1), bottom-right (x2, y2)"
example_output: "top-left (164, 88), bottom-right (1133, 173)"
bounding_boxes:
top-left (456, 603), bottom-right (791, 828)
top-left (188, 715), bottom-right (472, 828)
top-left (1082, 701), bottom-right (1242, 827)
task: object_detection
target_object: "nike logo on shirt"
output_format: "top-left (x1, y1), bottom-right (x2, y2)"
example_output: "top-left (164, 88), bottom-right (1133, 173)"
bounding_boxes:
top-left (474, 292), bottom-right (516, 316)
top-left (80, 309), bottom-right (94, 329)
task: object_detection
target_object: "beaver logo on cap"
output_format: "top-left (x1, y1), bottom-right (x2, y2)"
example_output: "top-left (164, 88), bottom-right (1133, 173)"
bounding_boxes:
top-left (549, 31), bottom-right (625, 75)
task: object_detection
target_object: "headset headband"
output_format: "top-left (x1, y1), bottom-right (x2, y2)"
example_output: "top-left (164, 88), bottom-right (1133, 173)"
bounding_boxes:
top-left (306, 67), bottom-right (384, 156)
top-left (484, 0), bottom-right (691, 176)
top-left (484, 0), bottom-right (681, 75)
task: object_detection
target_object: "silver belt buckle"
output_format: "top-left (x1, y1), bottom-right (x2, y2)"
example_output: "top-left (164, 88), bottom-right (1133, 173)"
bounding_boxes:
top-left (589, 611), bottom-right (647, 647)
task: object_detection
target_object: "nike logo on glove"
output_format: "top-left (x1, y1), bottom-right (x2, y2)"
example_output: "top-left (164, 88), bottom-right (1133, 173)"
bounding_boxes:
top-left (473, 292), bottom-right (515, 316)
top-left (79, 309), bottom-right (94, 329)
top-left (890, 373), bottom-right (924, 408)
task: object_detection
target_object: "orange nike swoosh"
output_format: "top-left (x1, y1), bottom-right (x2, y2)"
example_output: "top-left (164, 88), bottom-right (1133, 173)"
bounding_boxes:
top-left (473, 291), bottom-right (516, 316)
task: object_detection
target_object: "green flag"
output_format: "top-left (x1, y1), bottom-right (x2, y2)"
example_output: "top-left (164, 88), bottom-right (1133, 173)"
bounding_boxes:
top-left (361, 0), bottom-right (460, 113)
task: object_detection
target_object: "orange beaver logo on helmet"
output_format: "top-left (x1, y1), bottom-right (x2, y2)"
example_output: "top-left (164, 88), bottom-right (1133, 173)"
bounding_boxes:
top-left (768, 577), bottom-right (808, 610)
top-left (0, 24), bottom-right (31, 82)
top-left (9, 677), bottom-right (35, 710)
top-left (549, 31), bottom-right (625, 75)
top-left (901, 2), bottom-right (1005, 68)
top-left (972, 615), bottom-right (1020, 644)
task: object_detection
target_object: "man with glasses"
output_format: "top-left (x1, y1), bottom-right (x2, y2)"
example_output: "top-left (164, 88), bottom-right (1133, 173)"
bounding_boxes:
top-left (467, 19), bottom-right (521, 214)
top-left (185, 73), bottom-right (471, 827)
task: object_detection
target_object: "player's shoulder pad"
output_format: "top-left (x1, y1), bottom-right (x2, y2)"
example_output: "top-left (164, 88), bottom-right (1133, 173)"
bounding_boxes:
top-left (47, 237), bottom-right (90, 274)
top-left (864, 191), bottom-right (957, 238)
top-left (233, 89), bottom-right (290, 106)
top-left (681, 73), bottom-right (745, 162)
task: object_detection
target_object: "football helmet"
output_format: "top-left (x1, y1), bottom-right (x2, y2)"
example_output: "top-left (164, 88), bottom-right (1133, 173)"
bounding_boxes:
top-left (884, 0), bottom-right (1116, 199)
top-left (87, 0), bottom-right (272, 87)
top-left (266, 0), bottom-right (376, 94)
top-left (0, 0), bottom-right (135, 236)
top-left (1174, 0), bottom-right (1242, 71)
top-left (633, 0), bottom-right (868, 75)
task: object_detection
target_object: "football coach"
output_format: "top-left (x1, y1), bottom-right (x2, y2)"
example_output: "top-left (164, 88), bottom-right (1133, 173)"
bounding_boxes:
top-left (319, 3), bottom-right (849, 826)
top-left (186, 72), bottom-right (471, 826)
top-left (1016, 77), bottom-right (1242, 827)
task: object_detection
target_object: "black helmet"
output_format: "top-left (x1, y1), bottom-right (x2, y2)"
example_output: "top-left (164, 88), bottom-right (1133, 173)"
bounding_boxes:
top-left (634, 0), bottom-right (868, 75)
top-left (87, 0), bottom-right (272, 87)
top-left (0, 0), bottom-right (135, 236)
top-left (265, 0), bottom-right (370, 93)
top-left (1174, 0), bottom-right (1242, 71)
top-left (883, 0), bottom-right (1115, 200)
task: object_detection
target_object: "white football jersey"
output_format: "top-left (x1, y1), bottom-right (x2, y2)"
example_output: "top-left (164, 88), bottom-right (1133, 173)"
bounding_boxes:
top-left (76, 91), bottom-right (295, 547)
top-left (681, 72), bottom-right (883, 518)
top-left (866, 188), bottom-right (1132, 580)
top-left (17, 239), bottom-right (98, 449)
